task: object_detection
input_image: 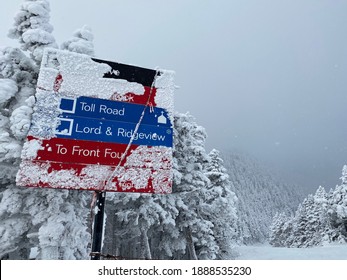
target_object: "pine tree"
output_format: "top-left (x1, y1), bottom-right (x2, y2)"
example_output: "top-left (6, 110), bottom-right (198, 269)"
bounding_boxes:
top-left (289, 200), bottom-right (308, 247)
top-left (204, 149), bottom-right (238, 259)
top-left (313, 186), bottom-right (336, 245)
top-left (289, 194), bottom-right (326, 248)
top-left (172, 112), bottom-right (218, 259)
top-left (0, 1), bottom-right (94, 259)
top-left (8, 0), bottom-right (58, 64)
top-left (0, 45), bottom-right (38, 259)
top-left (61, 25), bottom-right (94, 56)
top-left (105, 192), bottom-right (170, 260)
top-left (328, 165), bottom-right (347, 242)
top-left (0, 0), bottom-right (57, 259)
top-left (281, 186), bottom-right (337, 248)
top-left (149, 194), bottom-right (184, 259)
top-left (269, 212), bottom-right (293, 247)
top-left (0, 47), bottom-right (37, 185)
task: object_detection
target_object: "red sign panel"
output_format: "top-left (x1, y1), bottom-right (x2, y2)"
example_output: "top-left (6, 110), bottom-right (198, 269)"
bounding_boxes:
top-left (16, 49), bottom-right (175, 194)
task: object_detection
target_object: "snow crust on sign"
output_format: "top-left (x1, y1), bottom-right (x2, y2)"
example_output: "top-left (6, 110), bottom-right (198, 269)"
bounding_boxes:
top-left (28, 89), bottom-right (61, 139)
top-left (18, 142), bottom-right (173, 193)
top-left (125, 146), bottom-right (172, 170)
top-left (17, 161), bottom-right (113, 190)
top-left (38, 48), bottom-right (145, 98)
top-left (105, 146), bottom-right (173, 193)
top-left (151, 169), bottom-right (172, 194)
top-left (17, 158), bottom-right (172, 193)
top-left (105, 167), bottom-right (171, 194)
top-left (37, 68), bottom-right (59, 91)
top-left (154, 70), bottom-right (175, 123)
top-left (111, 167), bottom-right (152, 191)
top-left (21, 138), bottom-right (43, 159)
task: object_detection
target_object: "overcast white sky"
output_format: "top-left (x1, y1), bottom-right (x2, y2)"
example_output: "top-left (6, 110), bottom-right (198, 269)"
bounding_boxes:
top-left (1, 0), bottom-right (347, 193)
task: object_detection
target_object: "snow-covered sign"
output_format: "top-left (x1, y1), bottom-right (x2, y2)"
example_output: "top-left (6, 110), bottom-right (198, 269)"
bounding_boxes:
top-left (16, 49), bottom-right (175, 194)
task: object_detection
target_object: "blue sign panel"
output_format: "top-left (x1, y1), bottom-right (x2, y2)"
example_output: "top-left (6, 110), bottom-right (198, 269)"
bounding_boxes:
top-left (58, 96), bottom-right (172, 128)
top-left (55, 115), bottom-right (173, 147)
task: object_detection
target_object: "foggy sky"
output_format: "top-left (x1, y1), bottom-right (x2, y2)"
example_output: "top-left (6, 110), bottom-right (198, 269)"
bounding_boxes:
top-left (1, 0), bottom-right (347, 193)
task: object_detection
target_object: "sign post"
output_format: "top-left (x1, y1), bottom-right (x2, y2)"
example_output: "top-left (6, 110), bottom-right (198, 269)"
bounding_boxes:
top-left (90, 192), bottom-right (106, 260)
top-left (16, 49), bottom-right (175, 259)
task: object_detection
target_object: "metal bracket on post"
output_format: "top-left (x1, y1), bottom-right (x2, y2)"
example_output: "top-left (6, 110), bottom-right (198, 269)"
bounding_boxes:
top-left (91, 191), bottom-right (106, 260)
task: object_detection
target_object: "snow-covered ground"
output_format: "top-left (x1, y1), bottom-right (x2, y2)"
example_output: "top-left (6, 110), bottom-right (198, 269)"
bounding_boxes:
top-left (235, 244), bottom-right (347, 260)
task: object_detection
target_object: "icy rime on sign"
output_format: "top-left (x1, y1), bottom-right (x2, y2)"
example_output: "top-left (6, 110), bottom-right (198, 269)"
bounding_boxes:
top-left (16, 48), bottom-right (175, 194)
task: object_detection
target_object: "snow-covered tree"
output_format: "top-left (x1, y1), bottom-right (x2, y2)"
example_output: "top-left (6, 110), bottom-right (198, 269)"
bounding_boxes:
top-left (0, 45), bottom-right (38, 259)
top-left (287, 186), bottom-right (338, 248)
top-left (313, 186), bottom-right (337, 245)
top-left (171, 112), bottom-right (218, 259)
top-left (8, 0), bottom-right (58, 64)
top-left (105, 193), bottom-right (165, 260)
top-left (270, 184), bottom-right (344, 248)
top-left (269, 212), bottom-right (293, 247)
top-left (289, 194), bottom-right (323, 247)
top-left (0, 1), bottom-right (95, 259)
top-left (0, 47), bottom-right (37, 185)
top-left (284, 170), bottom-right (347, 248)
top-left (328, 165), bottom-right (347, 243)
top-left (104, 190), bottom-right (183, 260)
top-left (61, 25), bottom-right (94, 56)
top-left (204, 148), bottom-right (238, 259)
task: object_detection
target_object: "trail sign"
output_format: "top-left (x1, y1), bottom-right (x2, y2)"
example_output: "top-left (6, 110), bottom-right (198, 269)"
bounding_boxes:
top-left (16, 49), bottom-right (175, 194)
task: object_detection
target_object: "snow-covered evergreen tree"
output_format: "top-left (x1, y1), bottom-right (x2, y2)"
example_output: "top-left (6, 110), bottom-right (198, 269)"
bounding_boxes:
top-left (313, 186), bottom-right (337, 245)
top-left (204, 148), bottom-right (238, 259)
top-left (270, 184), bottom-right (344, 248)
top-left (149, 194), bottom-right (184, 259)
top-left (328, 165), bottom-right (347, 243)
top-left (0, 47), bottom-right (37, 186)
top-left (104, 190), bottom-right (183, 260)
top-left (289, 194), bottom-right (322, 248)
top-left (269, 212), bottom-right (293, 247)
top-left (8, 0), bottom-right (58, 64)
top-left (285, 169), bottom-right (347, 248)
top-left (0, 1), bottom-right (94, 259)
top-left (287, 187), bottom-right (334, 248)
top-left (0, 45), bottom-right (38, 259)
top-left (61, 25), bottom-right (94, 56)
top-left (105, 193), bottom-right (168, 260)
top-left (172, 112), bottom-right (218, 259)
